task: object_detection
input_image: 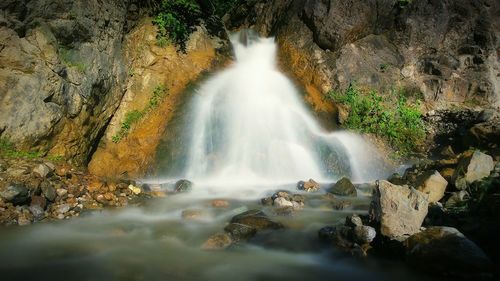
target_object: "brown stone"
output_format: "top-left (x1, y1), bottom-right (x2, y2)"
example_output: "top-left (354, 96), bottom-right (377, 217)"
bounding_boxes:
top-left (201, 233), bottom-right (232, 250)
top-left (211, 199), bottom-right (230, 208)
top-left (415, 171), bottom-right (448, 203)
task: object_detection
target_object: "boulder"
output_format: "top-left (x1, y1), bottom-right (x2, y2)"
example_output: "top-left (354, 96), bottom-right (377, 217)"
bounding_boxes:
top-left (181, 209), bottom-right (204, 220)
top-left (415, 170), bottom-right (448, 203)
top-left (201, 233), bottom-right (232, 250)
top-left (174, 179), bottom-right (193, 193)
top-left (405, 227), bottom-right (493, 277)
top-left (230, 209), bottom-right (283, 230)
top-left (444, 191), bottom-right (470, 209)
top-left (369, 180), bottom-right (428, 239)
top-left (453, 150), bottom-right (494, 188)
top-left (327, 177), bottom-right (357, 196)
top-left (0, 184), bottom-right (29, 205)
top-left (318, 225), bottom-right (353, 249)
top-left (345, 214), bottom-right (363, 228)
top-left (224, 223), bottom-right (257, 240)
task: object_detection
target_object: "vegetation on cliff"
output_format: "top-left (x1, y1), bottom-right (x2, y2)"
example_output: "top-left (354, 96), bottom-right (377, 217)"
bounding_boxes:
top-left (329, 85), bottom-right (425, 156)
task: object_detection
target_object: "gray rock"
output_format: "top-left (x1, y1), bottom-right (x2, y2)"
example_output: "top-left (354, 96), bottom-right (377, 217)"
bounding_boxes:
top-left (0, 184), bottom-right (29, 205)
top-left (415, 170), bottom-right (448, 203)
top-left (6, 167), bottom-right (28, 178)
top-left (353, 225), bottom-right (376, 244)
top-left (405, 227), bottom-right (493, 276)
top-left (40, 181), bottom-right (57, 201)
top-left (369, 180), bottom-right (428, 239)
top-left (174, 179), bottom-right (193, 193)
top-left (29, 205), bottom-right (45, 220)
top-left (56, 203), bottom-right (70, 214)
top-left (33, 163), bottom-right (53, 178)
top-left (327, 177), bottom-right (357, 196)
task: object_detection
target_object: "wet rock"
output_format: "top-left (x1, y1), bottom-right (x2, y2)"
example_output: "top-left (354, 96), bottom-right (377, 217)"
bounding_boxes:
top-left (40, 181), bottom-right (56, 201)
top-left (0, 184), bottom-right (29, 205)
top-left (453, 150), bottom-right (494, 188)
top-left (302, 179), bottom-right (320, 192)
top-left (369, 180), bottom-right (428, 239)
top-left (291, 194), bottom-right (305, 204)
top-left (211, 199), bottom-right (229, 208)
top-left (405, 227), bottom-right (493, 277)
top-left (327, 177), bottom-right (357, 196)
top-left (201, 233), bottom-right (232, 250)
top-left (174, 179), bottom-right (193, 193)
top-left (33, 163), bottom-right (53, 178)
top-left (345, 214), bottom-right (363, 228)
top-left (353, 226), bottom-right (376, 244)
top-left (181, 209), bottom-right (204, 220)
top-left (224, 223), bottom-right (257, 240)
top-left (230, 209), bottom-right (284, 230)
top-left (324, 193), bottom-right (352, 210)
top-left (271, 191), bottom-right (291, 201)
top-left (415, 170), bottom-right (448, 203)
top-left (318, 225), bottom-right (353, 249)
top-left (273, 197), bottom-right (293, 208)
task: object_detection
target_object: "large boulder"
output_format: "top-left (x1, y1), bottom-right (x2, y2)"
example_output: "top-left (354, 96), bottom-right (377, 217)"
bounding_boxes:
top-left (327, 177), bottom-right (357, 197)
top-left (453, 150), bottom-right (494, 188)
top-left (369, 180), bottom-right (428, 239)
top-left (405, 227), bottom-right (493, 277)
top-left (415, 170), bottom-right (448, 203)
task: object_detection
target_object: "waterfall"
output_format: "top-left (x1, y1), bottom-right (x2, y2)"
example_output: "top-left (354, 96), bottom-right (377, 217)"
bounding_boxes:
top-left (159, 31), bottom-right (389, 187)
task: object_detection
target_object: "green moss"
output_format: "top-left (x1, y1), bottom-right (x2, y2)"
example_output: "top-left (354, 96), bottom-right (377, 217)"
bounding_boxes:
top-left (0, 138), bottom-right (44, 159)
top-left (111, 84), bottom-right (168, 143)
top-left (59, 47), bottom-right (87, 73)
top-left (328, 84), bottom-right (425, 156)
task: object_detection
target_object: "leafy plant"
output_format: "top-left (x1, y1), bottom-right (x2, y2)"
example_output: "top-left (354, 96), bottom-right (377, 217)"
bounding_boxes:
top-left (328, 84), bottom-right (425, 156)
top-left (112, 84), bottom-right (168, 143)
top-left (153, 0), bottom-right (202, 49)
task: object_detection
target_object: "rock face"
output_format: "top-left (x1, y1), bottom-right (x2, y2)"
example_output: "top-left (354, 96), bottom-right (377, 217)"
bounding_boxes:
top-left (0, 0), bottom-right (137, 163)
top-left (88, 21), bottom-right (224, 178)
top-left (405, 227), bottom-right (493, 277)
top-left (415, 170), bottom-right (448, 203)
top-left (369, 180), bottom-right (428, 239)
top-left (226, 0), bottom-right (500, 111)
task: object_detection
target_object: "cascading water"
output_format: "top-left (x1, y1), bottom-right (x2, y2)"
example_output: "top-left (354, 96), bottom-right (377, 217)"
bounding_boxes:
top-left (159, 31), bottom-right (390, 188)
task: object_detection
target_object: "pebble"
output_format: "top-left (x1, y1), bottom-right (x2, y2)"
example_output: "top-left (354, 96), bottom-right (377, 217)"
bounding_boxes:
top-left (56, 188), bottom-right (68, 197)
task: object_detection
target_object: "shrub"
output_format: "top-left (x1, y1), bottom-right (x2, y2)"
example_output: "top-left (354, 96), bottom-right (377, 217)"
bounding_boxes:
top-left (328, 84), bottom-right (425, 156)
top-left (153, 0), bottom-right (202, 49)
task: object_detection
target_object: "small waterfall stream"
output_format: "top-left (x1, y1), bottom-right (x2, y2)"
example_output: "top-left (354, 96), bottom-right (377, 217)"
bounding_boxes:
top-left (157, 31), bottom-right (389, 189)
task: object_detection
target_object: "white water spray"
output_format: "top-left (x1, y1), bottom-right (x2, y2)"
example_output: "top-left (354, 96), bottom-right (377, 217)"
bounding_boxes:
top-left (164, 31), bottom-right (389, 187)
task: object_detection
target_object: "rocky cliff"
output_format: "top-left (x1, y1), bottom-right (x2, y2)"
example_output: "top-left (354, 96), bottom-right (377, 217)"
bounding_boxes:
top-left (226, 0), bottom-right (500, 110)
top-left (0, 0), bottom-right (140, 164)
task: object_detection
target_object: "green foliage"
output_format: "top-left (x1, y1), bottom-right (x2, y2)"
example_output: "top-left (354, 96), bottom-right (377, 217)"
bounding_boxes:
top-left (0, 138), bottom-right (44, 159)
top-left (153, 0), bottom-right (202, 49)
top-left (112, 84), bottom-right (168, 143)
top-left (59, 47), bottom-right (87, 72)
top-left (328, 84), bottom-right (425, 156)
